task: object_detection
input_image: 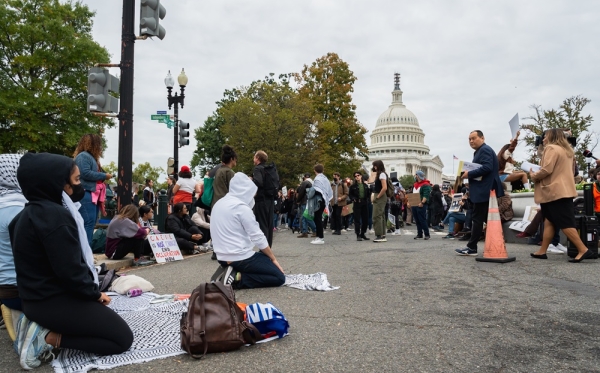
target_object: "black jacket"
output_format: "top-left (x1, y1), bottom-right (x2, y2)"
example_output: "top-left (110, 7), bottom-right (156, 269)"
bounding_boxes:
top-left (296, 180), bottom-right (312, 205)
top-left (165, 213), bottom-right (196, 241)
top-left (349, 182), bottom-right (371, 204)
top-left (9, 153), bottom-right (101, 302)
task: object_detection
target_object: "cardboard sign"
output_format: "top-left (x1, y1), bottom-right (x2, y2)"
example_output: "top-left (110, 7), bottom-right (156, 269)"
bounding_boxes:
top-left (147, 234), bottom-right (184, 263)
top-left (407, 193), bottom-right (421, 207)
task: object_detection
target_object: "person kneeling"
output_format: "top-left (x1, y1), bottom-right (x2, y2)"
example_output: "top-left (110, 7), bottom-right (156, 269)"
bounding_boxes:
top-left (165, 203), bottom-right (209, 255)
top-left (210, 173), bottom-right (285, 289)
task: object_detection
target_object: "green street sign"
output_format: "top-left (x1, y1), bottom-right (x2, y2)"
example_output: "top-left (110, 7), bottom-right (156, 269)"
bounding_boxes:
top-left (151, 114), bottom-right (169, 120)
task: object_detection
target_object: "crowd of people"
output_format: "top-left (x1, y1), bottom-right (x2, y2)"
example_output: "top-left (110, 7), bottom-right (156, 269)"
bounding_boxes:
top-left (0, 126), bottom-right (598, 369)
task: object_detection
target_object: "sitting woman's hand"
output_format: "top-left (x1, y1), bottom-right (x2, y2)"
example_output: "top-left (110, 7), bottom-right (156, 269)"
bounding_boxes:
top-left (98, 292), bottom-right (111, 306)
top-left (191, 233), bottom-right (202, 241)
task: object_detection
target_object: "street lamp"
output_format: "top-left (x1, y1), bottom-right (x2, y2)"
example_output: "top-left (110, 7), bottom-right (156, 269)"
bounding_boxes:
top-left (165, 68), bottom-right (187, 175)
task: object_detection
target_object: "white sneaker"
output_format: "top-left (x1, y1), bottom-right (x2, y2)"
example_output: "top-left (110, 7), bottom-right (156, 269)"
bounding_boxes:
top-left (310, 238), bottom-right (325, 245)
top-left (555, 243), bottom-right (568, 253)
top-left (341, 229), bottom-right (347, 233)
top-left (368, 229), bottom-right (375, 235)
top-left (547, 244), bottom-right (564, 254)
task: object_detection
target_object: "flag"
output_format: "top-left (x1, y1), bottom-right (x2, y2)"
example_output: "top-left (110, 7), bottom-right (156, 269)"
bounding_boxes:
top-left (453, 155), bottom-right (459, 160)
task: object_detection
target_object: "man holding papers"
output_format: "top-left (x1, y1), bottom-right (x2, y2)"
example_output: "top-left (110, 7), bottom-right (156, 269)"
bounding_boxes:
top-left (455, 130), bottom-right (504, 256)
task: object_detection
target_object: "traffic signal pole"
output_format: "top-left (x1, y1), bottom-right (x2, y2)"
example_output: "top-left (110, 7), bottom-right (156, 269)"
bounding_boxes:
top-left (173, 97), bottom-right (179, 175)
top-left (117, 0), bottom-right (135, 209)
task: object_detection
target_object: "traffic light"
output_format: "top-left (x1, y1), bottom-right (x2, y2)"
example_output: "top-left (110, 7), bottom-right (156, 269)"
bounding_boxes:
top-left (179, 120), bottom-right (190, 147)
top-left (139, 0), bottom-right (166, 40)
top-left (87, 67), bottom-right (119, 113)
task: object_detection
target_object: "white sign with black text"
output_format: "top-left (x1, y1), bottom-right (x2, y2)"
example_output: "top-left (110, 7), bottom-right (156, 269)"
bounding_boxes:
top-left (148, 234), bottom-right (184, 263)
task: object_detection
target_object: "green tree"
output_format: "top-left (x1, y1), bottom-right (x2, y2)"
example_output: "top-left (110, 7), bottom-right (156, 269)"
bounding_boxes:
top-left (521, 96), bottom-right (597, 175)
top-left (294, 52), bottom-right (368, 178)
top-left (132, 162), bottom-right (165, 194)
top-left (190, 112), bottom-right (226, 175)
top-left (218, 74), bottom-right (316, 187)
top-left (103, 161), bottom-right (117, 183)
top-left (0, 0), bottom-right (113, 155)
top-left (398, 175), bottom-right (415, 190)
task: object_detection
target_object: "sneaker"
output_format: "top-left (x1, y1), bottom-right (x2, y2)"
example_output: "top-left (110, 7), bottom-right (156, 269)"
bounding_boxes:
top-left (310, 238), bottom-right (325, 245)
top-left (459, 234), bottom-right (471, 241)
top-left (0, 317), bottom-right (4, 329)
top-left (357, 236), bottom-right (363, 241)
top-left (311, 233), bottom-right (317, 237)
top-left (360, 234), bottom-right (369, 241)
top-left (133, 257), bottom-right (154, 266)
top-left (516, 232), bottom-right (531, 238)
top-left (211, 252), bottom-right (217, 260)
top-left (14, 314), bottom-right (30, 355)
top-left (19, 321), bottom-right (54, 369)
top-left (368, 229), bottom-right (375, 234)
top-left (373, 236), bottom-right (387, 242)
top-left (555, 243), bottom-right (568, 253)
top-left (297, 233), bottom-right (308, 238)
top-left (455, 248), bottom-right (478, 256)
top-left (443, 234), bottom-right (455, 239)
top-left (414, 235), bottom-right (423, 240)
top-left (547, 244), bottom-right (564, 254)
top-left (210, 265), bottom-right (228, 282)
top-left (424, 236), bottom-right (430, 240)
top-left (341, 229), bottom-right (347, 233)
top-left (223, 266), bottom-right (239, 286)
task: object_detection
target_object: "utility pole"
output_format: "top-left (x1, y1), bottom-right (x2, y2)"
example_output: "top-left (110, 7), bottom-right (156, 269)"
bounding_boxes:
top-left (117, 0), bottom-right (135, 209)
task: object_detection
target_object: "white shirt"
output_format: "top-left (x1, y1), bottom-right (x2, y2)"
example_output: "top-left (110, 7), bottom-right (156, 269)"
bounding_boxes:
top-left (502, 151), bottom-right (515, 174)
top-left (176, 177), bottom-right (197, 194)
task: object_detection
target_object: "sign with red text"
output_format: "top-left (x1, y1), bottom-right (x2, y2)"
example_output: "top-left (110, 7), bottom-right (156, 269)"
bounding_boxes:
top-left (148, 234), bottom-right (183, 263)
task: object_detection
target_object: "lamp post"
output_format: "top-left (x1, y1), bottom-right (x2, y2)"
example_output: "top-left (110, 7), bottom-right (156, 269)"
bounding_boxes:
top-left (165, 68), bottom-right (188, 175)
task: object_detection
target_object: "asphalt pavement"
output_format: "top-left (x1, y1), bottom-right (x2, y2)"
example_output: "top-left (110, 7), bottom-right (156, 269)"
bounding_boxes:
top-left (1, 226), bottom-right (599, 373)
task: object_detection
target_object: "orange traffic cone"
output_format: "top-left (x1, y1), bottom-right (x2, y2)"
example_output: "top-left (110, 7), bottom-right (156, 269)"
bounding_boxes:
top-left (476, 190), bottom-right (516, 263)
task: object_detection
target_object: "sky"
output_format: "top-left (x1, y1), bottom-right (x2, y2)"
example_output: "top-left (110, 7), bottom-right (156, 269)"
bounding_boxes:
top-left (83, 0), bottom-right (600, 179)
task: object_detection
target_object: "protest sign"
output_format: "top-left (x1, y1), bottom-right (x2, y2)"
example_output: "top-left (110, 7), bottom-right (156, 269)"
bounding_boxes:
top-left (509, 113), bottom-right (519, 139)
top-left (448, 193), bottom-right (463, 213)
top-left (147, 234), bottom-right (184, 263)
top-left (509, 205), bottom-right (540, 232)
top-left (407, 193), bottom-right (421, 207)
top-left (388, 213), bottom-right (395, 225)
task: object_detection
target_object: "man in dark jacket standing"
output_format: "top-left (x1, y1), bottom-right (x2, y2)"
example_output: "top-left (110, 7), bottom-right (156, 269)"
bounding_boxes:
top-left (456, 130), bottom-right (504, 256)
top-left (252, 150), bottom-right (277, 247)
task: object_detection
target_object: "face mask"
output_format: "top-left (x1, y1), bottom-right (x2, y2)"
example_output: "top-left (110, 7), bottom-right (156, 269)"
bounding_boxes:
top-left (69, 183), bottom-right (85, 203)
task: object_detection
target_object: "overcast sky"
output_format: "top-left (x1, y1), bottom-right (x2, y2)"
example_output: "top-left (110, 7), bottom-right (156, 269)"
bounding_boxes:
top-left (83, 0), bottom-right (600, 179)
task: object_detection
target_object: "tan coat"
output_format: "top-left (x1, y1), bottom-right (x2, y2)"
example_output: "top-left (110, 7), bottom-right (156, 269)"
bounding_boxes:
top-left (531, 144), bottom-right (577, 204)
top-left (330, 182), bottom-right (349, 206)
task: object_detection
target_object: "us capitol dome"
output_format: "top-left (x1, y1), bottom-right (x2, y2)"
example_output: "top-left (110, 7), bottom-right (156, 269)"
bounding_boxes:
top-left (364, 73), bottom-right (444, 185)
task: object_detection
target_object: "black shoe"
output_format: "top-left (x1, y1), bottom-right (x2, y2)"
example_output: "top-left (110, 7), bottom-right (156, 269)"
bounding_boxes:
top-left (414, 235), bottom-right (423, 240)
top-left (424, 236), bottom-right (430, 240)
top-left (211, 252), bottom-right (217, 260)
top-left (459, 234), bottom-right (471, 241)
top-left (357, 236), bottom-right (363, 241)
top-left (360, 234), bottom-right (369, 241)
top-left (530, 253), bottom-right (548, 259)
top-left (210, 265), bottom-right (227, 282)
top-left (568, 249), bottom-right (594, 263)
top-left (332, 231), bottom-right (341, 235)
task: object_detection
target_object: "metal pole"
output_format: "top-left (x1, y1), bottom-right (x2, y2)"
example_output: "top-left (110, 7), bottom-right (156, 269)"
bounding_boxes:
top-left (173, 94), bottom-right (179, 175)
top-left (117, 0), bottom-right (135, 209)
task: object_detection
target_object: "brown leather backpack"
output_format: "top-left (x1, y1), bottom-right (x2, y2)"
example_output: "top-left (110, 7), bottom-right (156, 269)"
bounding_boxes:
top-left (180, 282), bottom-right (262, 358)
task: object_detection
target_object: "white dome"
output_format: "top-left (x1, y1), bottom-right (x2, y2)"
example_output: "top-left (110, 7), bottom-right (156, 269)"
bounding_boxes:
top-left (376, 106), bottom-right (419, 127)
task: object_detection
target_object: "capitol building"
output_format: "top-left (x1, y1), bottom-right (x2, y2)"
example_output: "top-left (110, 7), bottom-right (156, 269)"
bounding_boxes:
top-left (363, 74), bottom-right (444, 185)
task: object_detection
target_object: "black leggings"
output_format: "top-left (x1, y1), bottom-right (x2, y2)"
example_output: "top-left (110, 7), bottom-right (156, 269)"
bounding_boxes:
top-left (23, 294), bottom-right (133, 355)
top-left (113, 237), bottom-right (153, 260)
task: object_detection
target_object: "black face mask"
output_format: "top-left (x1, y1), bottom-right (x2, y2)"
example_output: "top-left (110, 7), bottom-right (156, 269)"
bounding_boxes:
top-left (69, 183), bottom-right (85, 203)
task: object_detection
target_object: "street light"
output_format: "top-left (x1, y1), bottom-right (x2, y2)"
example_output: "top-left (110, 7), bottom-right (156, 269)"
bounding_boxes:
top-left (165, 68), bottom-right (187, 175)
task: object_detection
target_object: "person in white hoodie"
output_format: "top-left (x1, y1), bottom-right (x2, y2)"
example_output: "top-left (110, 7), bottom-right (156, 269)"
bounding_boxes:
top-left (210, 172), bottom-right (285, 289)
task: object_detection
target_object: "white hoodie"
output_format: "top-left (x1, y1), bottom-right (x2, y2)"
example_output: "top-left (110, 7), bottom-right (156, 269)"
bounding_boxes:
top-left (210, 172), bottom-right (269, 262)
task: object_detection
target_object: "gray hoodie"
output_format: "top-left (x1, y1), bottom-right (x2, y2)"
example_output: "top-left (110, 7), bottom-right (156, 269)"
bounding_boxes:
top-left (210, 172), bottom-right (269, 262)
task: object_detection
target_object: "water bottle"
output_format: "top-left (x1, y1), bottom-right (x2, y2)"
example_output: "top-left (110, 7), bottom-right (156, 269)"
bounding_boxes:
top-left (127, 288), bottom-right (143, 297)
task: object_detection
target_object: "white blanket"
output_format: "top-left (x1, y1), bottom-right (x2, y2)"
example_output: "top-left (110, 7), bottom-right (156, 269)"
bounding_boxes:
top-left (284, 272), bottom-right (339, 291)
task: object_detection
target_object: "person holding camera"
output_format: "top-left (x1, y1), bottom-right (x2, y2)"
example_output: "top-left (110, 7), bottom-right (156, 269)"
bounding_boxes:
top-left (455, 130), bottom-right (504, 256)
top-left (529, 129), bottom-right (593, 262)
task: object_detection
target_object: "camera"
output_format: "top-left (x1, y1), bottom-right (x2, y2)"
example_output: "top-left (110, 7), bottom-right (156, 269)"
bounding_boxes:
top-left (534, 130), bottom-right (576, 147)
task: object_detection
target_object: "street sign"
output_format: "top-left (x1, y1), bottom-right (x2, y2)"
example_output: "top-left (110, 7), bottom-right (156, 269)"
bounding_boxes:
top-left (157, 110), bottom-right (167, 114)
top-left (151, 114), bottom-right (169, 120)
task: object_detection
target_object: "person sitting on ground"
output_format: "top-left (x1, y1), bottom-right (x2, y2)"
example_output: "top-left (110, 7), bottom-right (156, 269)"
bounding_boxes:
top-left (139, 205), bottom-right (158, 233)
top-left (498, 131), bottom-right (531, 190)
top-left (209, 173), bottom-right (285, 289)
top-left (497, 183), bottom-right (514, 223)
top-left (191, 205), bottom-right (211, 249)
top-left (165, 203), bottom-right (209, 255)
top-left (105, 205), bottom-right (154, 266)
top-left (10, 152), bottom-right (133, 370)
top-left (442, 193), bottom-right (467, 239)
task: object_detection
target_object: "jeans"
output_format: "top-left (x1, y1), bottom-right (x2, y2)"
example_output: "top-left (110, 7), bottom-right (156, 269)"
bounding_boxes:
top-left (331, 205), bottom-right (343, 232)
top-left (78, 191), bottom-right (99, 246)
top-left (412, 204), bottom-right (430, 237)
top-left (273, 213), bottom-right (279, 228)
top-left (219, 251), bottom-right (285, 289)
top-left (443, 212), bottom-right (466, 234)
top-left (300, 204), bottom-right (316, 233)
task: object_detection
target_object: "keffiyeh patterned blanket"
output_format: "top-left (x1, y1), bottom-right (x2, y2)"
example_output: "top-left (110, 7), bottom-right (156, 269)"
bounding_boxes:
top-left (51, 293), bottom-right (188, 373)
top-left (284, 272), bottom-right (340, 291)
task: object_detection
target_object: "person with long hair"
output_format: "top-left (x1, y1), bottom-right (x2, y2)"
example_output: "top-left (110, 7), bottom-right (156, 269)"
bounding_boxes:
top-left (73, 134), bottom-right (112, 245)
top-left (529, 129), bottom-right (593, 262)
top-left (10, 153), bottom-right (132, 369)
top-left (105, 204), bottom-right (154, 266)
top-left (172, 165), bottom-right (197, 214)
top-left (349, 171), bottom-right (371, 241)
top-left (371, 160), bottom-right (388, 242)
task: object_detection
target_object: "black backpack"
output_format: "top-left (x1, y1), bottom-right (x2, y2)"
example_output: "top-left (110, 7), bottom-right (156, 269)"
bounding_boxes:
top-left (262, 163), bottom-right (280, 198)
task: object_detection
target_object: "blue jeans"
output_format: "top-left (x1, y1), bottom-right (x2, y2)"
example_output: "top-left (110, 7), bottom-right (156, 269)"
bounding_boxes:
top-left (299, 204), bottom-right (316, 233)
top-left (78, 191), bottom-right (99, 246)
top-left (412, 204), bottom-right (430, 237)
top-left (218, 251), bottom-right (285, 289)
top-left (443, 212), bottom-right (466, 234)
top-left (273, 213), bottom-right (279, 228)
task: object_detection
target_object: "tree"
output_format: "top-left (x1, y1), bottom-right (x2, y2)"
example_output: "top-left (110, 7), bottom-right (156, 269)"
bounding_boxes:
top-left (294, 53), bottom-right (368, 177)
top-left (190, 112), bottom-right (226, 176)
top-left (132, 162), bottom-right (165, 193)
top-left (218, 74), bottom-right (316, 187)
top-left (0, 0), bottom-right (113, 155)
top-left (521, 96), bottom-right (597, 175)
top-left (398, 175), bottom-right (415, 190)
